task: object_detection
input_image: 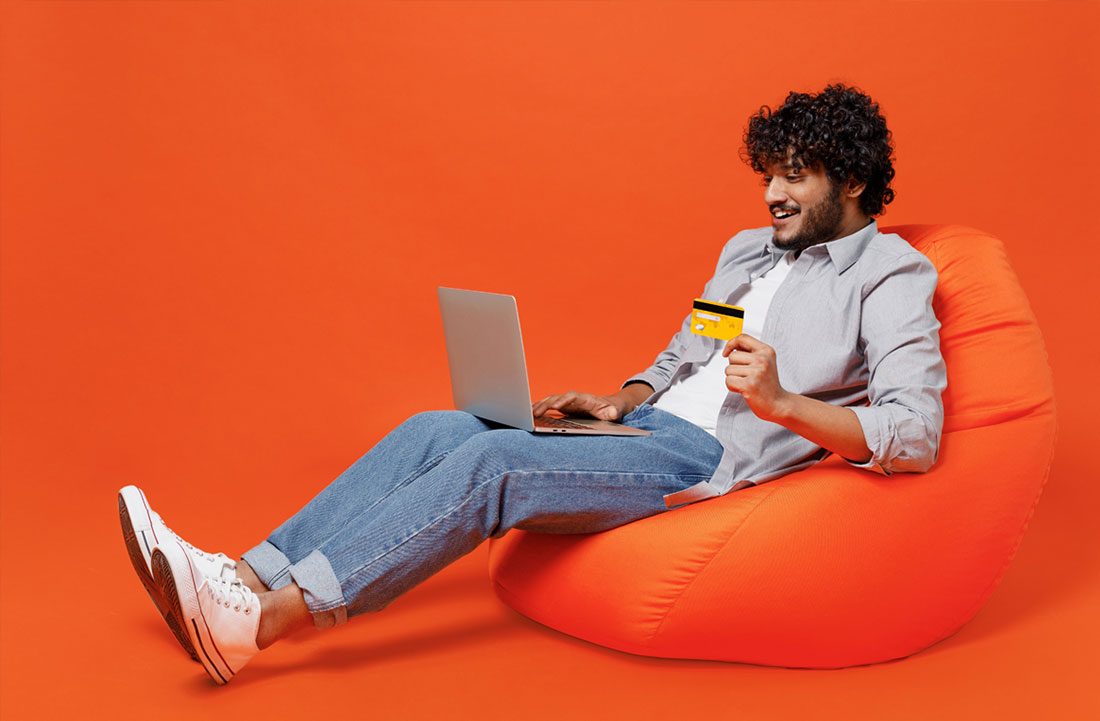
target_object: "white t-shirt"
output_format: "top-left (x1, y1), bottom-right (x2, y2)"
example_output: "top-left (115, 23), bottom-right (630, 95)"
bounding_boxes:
top-left (652, 251), bottom-right (797, 436)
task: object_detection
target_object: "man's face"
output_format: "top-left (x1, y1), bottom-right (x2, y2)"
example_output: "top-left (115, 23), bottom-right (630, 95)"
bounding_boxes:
top-left (762, 161), bottom-right (845, 252)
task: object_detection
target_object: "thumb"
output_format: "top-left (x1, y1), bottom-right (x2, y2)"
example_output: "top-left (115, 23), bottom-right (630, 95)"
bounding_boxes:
top-left (596, 404), bottom-right (619, 421)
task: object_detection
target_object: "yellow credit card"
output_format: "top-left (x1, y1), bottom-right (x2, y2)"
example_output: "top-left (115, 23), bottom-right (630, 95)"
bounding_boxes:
top-left (689, 299), bottom-right (744, 341)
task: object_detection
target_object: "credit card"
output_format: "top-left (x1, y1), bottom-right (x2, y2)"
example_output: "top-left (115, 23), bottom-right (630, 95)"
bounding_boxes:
top-left (689, 299), bottom-right (744, 341)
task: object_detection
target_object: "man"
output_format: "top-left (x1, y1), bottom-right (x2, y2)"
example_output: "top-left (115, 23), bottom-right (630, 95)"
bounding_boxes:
top-left (119, 84), bottom-right (945, 685)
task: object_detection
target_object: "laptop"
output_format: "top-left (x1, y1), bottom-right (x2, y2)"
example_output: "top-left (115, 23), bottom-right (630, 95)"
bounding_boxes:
top-left (437, 287), bottom-right (651, 436)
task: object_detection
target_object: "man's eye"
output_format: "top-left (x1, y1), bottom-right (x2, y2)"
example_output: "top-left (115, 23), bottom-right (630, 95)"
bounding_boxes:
top-left (786, 175), bottom-right (801, 182)
top-left (761, 177), bottom-right (772, 186)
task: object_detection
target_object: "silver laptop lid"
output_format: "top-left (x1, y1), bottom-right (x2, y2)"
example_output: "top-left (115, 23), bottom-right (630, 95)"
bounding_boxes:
top-left (437, 287), bottom-right (536, 431)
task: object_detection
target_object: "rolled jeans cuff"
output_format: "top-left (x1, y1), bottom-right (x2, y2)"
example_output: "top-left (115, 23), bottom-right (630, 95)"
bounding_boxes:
top-left (288, 550), bottom-right (349, 629)
top-left (241, 543), bottom-right (349, 628)
top-left (241, 540), bottom-right (295, 591)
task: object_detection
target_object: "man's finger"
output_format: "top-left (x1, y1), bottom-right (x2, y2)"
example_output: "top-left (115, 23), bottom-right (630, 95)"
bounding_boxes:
top-left (596, 405), bottom-right (619, 420)
top-left (533, 394), bottom-right (565, 416)
top-left (725, 351), bottom-right (756, 366)
top-left (724, 333), bottom-right (761, 354)
top-left (725, 376), bottom-right (745, 393)
top-left (735, 333), bottom-right (765, 349)
top-left (537, 392), bottom-right (589, 416)
top-left (723, 335), bottom-right (747, 357)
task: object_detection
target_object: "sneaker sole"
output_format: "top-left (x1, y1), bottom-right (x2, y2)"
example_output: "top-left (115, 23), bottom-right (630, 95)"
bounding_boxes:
top-left (118, 488), bottom-right (199, 662)
top-left (151, 542), bottom-right (235, 686)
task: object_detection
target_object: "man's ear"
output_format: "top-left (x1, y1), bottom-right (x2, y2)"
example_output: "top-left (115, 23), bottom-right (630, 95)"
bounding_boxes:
top-left (845, 177), bottom-right (867, 198)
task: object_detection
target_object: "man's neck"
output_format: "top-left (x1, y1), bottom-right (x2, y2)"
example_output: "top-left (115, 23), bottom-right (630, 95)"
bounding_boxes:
top-left (828, 215), bottom-right (873, 244)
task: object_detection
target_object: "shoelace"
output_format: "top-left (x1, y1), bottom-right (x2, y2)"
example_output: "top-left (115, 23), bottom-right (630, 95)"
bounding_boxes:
top-left (206, 577), bottom-right (257, 615)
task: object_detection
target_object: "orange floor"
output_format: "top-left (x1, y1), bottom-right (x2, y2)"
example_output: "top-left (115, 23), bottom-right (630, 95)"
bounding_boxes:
top-left (2, 2), bottom-right (1098, 719)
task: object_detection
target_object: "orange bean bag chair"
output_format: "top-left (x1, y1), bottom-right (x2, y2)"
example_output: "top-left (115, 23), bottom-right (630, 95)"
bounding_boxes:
top-left (487, 224), bottom-right (1057, 668)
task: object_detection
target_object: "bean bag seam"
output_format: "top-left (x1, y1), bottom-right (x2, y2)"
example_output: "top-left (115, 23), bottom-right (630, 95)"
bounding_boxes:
top-left (644, 483), bottom-right (786, 645)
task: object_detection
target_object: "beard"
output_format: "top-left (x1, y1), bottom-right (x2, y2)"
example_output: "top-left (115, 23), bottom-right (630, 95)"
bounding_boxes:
top-left (772, 183), bottom-right (845, 252)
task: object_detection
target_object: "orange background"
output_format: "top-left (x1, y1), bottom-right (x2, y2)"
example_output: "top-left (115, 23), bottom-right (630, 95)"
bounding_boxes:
top-left (1, 1), bottom-right (1097, 718)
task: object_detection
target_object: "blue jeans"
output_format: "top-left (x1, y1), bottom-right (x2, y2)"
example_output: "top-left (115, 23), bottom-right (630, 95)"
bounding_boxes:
top-left (241, 404), bottom-right (723, 627)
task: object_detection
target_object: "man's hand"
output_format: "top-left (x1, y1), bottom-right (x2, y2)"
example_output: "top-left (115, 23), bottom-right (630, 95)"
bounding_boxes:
top-left (532, 391), bottom-right (630, 422)
top-left (722, 334), bottom-right (792, 423)
top-left (532, 383), bottom-right (652, 422)
top-left (723, 334), bottom-right (873, 463)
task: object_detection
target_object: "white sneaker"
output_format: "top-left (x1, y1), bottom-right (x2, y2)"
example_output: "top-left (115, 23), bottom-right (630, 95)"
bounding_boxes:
top-left (117, 485), bottom-right (237, 661)
top-left (151, 539), bottom-right (261, 685)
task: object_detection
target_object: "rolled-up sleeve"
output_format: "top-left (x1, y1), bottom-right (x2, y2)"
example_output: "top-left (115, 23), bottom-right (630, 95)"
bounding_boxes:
top-left (847, 251), bottom-right (946, 475)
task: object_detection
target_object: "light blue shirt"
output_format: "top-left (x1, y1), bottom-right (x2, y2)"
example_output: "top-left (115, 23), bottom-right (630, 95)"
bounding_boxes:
top-left (624, 221), bottom-right (947, 507)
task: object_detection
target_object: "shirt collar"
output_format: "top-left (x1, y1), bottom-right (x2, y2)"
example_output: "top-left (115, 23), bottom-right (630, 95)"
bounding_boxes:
top-left (762, 219), bottom-right (878, 274)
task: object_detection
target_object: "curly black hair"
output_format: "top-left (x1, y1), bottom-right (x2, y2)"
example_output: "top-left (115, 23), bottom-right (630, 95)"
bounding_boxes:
top-left (742, 84), bottom-right (896, 217)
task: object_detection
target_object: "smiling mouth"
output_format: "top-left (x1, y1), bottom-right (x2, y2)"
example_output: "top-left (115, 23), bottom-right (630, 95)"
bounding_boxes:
top-left (771, 206), bottom-right (800, 220)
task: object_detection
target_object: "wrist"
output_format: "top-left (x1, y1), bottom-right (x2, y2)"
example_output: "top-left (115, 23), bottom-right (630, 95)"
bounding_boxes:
top-left (771, 390), bottom-right (799, 424)
top-left (614, 382), bottom-right (653, 416)
top-left (610, 391), bottom-right (636, 416)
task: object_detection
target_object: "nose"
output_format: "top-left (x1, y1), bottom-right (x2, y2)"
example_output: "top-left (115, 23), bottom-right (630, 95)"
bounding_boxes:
top-left (764, 178), bottom-right (787, 206)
